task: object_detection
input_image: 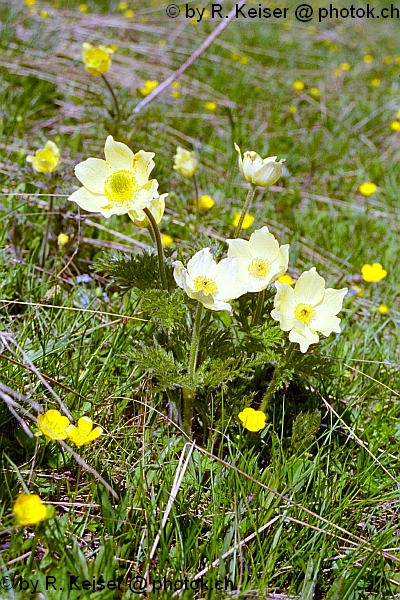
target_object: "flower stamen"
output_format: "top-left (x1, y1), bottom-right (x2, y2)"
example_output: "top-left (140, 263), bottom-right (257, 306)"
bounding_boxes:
top-left (104, 170), bottom-right (138, 205)
top-left (194, 276), bottom-right (218, 295)
top-left (294, 303), bottom-right (316, 324)
top-left (248, 258), bottom-right (270, 279)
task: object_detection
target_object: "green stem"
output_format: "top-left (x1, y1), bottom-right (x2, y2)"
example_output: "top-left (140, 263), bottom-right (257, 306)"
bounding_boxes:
top-left (260, 342), bottom-right (296, 412)
top-left (143, 207), bottom-right (168, 290)
top-left (193, 172), bottom-right (200, 219)
top-left (233, 184), bottom-right (256, 238)
top-left (184, 302), bottom-right (204, 436)
top-left (102, 74), bottom-right (121, 128)
top-left (252, 289), bottom-right (265, 327)
top-left (41, 193), bottom-right (54, 268)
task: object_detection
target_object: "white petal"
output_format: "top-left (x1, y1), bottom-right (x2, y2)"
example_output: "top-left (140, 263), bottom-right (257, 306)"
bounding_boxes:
top-left (74, 158), bottom-right (111, 194)
top-left (312, 288), bottom-right (347, 334)
top-left (234, 143), bottom-right (244, 176)
top-left (242, 151), bottom-right (264, 179)
top-left (192, 292), bottom-right (233, 312)
top-left (289, 326), bottom-right (320, 353)
top-left (248, 226), bottom-right (280, 261)
top-left (69, 186), bottom-right (107, 213)
top-left (104, 136), bottom-right (135, 170)
top-left (267, 245), bottom-right (289, 279)
top-left (215, 258), bottom-right (248, 299)
top-left (317, 288), bottom-right (348, 316)
top-left (173, 261), bottom-right (186, 290)
top-left (130, 179), bottom-right (159, 213)
top-left (187, 249), bottom-right (218, 280)
top-left (270, 282), bottom-right (296, 330)
top-left (253, 159), bottom-right (282, 186)
top-left (132, 149), bottom-right (156, 186)
top-left (294, 267), bottom-right (326, 305)
top-left (226, 238), bottom-right (253, 262)
top-left (312, 314), bottom-right (342, 336)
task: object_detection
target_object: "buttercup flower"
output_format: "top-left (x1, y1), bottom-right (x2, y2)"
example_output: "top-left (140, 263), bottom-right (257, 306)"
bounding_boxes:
top-left (390, 120), bottom-right (400, 131)
top-left (234, 143), bottom-right (285, 187)
top-left (292, 80), bottom-right (305, 91)
top-left (378, 304), bottom-right (388, 315)
top-left (278, 274), bottom-right (294, 285)
top-left (66, 417), bottom-right (103, 447)
top-left (37, 409), bottom-right (70, 441)
top-left (161, 234), bottom-right (174, 247)
top-left (227, 226), bottom-right (289, 293)
top-left (140, 80), bottom-right (159, 96)
top-left (339, 62), bottom-right (351, 71)
top-left (173, 146), bottom-right (198, 178)
top-left (359, 182), bottom-right (377, 196)
top-left (57, 233), bottom-right (69, 247)
top-left (173, 248), bottom-right (248, 313)
top-left (132, 193), bottom-right (167, 227)
top-left (69, 136), bottom-right (159, 219)
top-left (82, 43), bottom-right (114, 76)
top-left (361, 263), bottom-right (387, 282)
top-left (193, 195), bottom-right (215, 211)
top-left (26, 141), bottom-right (60, 173)
top-left (204, 101), bottom-right (217, 112)
top-left (238, 407), bottom-right (266, 432)
top-left (14, 494), bottom-right (47, 526)
top-left (271, 267), bottom-right (347, 353)
top-left (232, 212), bottom-right (254, 230)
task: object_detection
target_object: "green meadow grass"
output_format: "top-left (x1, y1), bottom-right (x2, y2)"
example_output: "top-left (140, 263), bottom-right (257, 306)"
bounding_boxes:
top-left (1, 0), bottom-right (400, 598)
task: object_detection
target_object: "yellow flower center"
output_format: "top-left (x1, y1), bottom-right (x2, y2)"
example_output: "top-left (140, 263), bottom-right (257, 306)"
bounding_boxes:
top-left (193, 276), bottom-right (218, 295)
top-left (294, 303), bottom-right (316, 324)
top-left (248, 258), bottom-right (270, 279)
top-left (104, 170), bottom-right (138, 205)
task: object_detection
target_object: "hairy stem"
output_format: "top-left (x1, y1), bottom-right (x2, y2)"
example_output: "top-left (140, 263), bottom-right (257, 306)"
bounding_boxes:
top-left (252, 289), bottom-right (266, 327)
top-left (102, 74), bottom-right (121, 129)
top-left (184, 302), bottom-right (204, 436)
top-left (143, 207), bottom-right (168, 290)
top-left (233, 184), bottom-right (256, 238)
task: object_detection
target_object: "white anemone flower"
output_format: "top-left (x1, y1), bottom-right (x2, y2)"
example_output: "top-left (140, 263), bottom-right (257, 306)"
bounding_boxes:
top-left (271, 267), bottom-right (348, 353)
top-left (173, 248), bottom-right (248, 313)
top-left (234, 143), bottom-right (285, 187)
top-left (69, 136), bottom-right (159, 218)
top-left (227, 226), bottom-right (289, 293)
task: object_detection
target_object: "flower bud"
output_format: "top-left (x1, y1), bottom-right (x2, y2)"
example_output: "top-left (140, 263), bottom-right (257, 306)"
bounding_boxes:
top-left (234, 143), bottom-right (284, 187)
top-left (26, 141), bottom-right (60, 173)
top-left (173, 146), bottom-right (198, 178)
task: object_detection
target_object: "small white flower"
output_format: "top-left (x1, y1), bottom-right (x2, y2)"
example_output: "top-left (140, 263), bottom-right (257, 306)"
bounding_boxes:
top-left (271, 267), bottom-right (347, 353)
top-left (69, 136), bottom-right (159, 218)
top-left (227, 226), bottom-right (289, 293)
top-left (234, 143), bottom-right (285, 187)
top-left (173, 248), bottom-right (248, 313)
